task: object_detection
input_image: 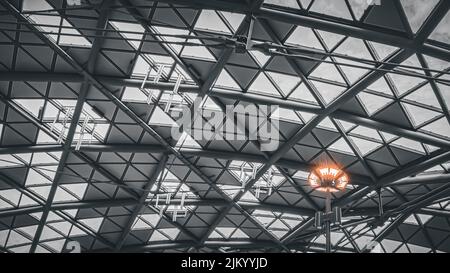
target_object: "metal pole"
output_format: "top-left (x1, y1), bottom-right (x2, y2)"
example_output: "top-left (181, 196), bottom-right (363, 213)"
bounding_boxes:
top-left (325, 190), bottom-right (332, 253)
top-left (377, 189), bottom-right (384, 217)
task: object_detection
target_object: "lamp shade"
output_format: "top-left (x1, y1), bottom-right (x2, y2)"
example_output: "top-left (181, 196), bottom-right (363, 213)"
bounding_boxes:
top-left (308, 167), bottom-right (349, 192)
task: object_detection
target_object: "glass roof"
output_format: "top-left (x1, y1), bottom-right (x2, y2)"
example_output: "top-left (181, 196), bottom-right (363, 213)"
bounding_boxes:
top-left (0, 0), bottom-right (449, 253)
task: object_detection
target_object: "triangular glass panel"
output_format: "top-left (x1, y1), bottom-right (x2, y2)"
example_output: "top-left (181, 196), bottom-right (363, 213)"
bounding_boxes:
top-left (311, 80), bottom-right (347, 105)
top-left (317, 30), bottom-right (345, 50)
top-left (248, 73), bottom-right (282, 97)
top-left (328, 138), bottom-right (355, 155)
top-left (220, 12), bottom-right (245, 32)
top-left (349, 136), bottom-right (382, 156)
top-left (429, 11), bottom-right (450, 44)
top-left (267, 72), bottom-right (301, 96)
top-left (400, 0), bottom-right (440, 33)
top-left (358, 92), bottom-right (393, 115)
top-left (403, 83), bottom-right (442, 109)
top-left (370, 42), bottom-right (399, 61)
top-left (110, 21), bottom-right (145, 50)
top-left (310, 0), bottom-right (352, 20)
top-left (289, 82), bottom-right (318, 104)
top-left (214, 70), bottom-right (241, 90)
top-left (421, 117), bottom-right (450, 138)
top-left (310, 58), bottom-right (346, 84)
top-left (195, 10), bottom-right (231, 33)
top-left (402, 103), bottom-right (441, 127)
top-left (391, 138), bottom-right (425, 154)
top-left (285, 26), bottom-right (324, 50)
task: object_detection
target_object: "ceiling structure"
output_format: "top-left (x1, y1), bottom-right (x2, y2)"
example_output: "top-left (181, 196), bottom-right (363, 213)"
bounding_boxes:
top-left (0, 0), bottom-right (449, 253)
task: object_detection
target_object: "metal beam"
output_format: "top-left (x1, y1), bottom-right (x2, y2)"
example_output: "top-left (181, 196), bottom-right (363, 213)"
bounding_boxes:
top-left (335, 150), bottom-right (450, 207)
top-left (0, 0), bottom-right (114, 252)
top-left (115, 154), bottom-right (169, 250)
top-left (144, 0), bottom-right (450, 61)
top-left (111, 1), bottom-right (292, 250)
top-left (92, 239), bottom-right (356, 253)
top-left (3, 72), bottom-right (450, 150)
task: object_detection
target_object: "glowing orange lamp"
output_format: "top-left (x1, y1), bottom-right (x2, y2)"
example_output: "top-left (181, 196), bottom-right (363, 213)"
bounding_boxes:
top-left (308, 167), bottom-right (349, 193)
top-left (308, 166), bottom-right (349, 253)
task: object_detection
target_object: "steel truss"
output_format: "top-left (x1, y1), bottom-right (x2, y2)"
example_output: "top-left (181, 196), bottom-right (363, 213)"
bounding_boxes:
top-left (0, 0), bottom-right (449, 253)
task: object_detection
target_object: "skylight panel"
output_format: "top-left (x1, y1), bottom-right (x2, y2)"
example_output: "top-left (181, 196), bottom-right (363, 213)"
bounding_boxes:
top-left (380, 131), bottom-right (398, 143)
top-left (328, 138), bottom-right (355, 155)
top-left (366, 77), bottom-right (394, 96)
top-left (132, 213), bottom-right (160, 230)
top-left (369, 42), bottom-right (399, 61)
top-left (14, 99), bottom-right (45, 118)
top-left (310, 0), bottom-right (352, 20)
top-left (350, 126), bottom-right (382, 142)
top-left (311, 80), bottom-right (347, 105)
top-left (318, 117), bottom-right (337, 131)
top-left (0, 155), bottom-right (24, 168)
top-left (181, 39), bottom-right (216, 61)
top-left (110, 21), bottom-right (145, 50)
top-left (403, 84), bottom-right (442, 109)
top-left (358, 92), bottom-right (393, 116)
top-left (349, 136), bottom-right (382, 156)
top-left (310, 58), bottom-right (346, 84)
top-left (159, 228), bottom-right (180, 240)
top-left (333, 38), bottom-right (374, 84)
top-left (0, 189), bottom-right (21, 209)
top-left (175, 131), bottom-right (201, 149)
top-left (288, 83), bottom-right (318, 104)
top-left (267, 72), bottom-right (301, 96)
top-left (292, 170), bottom-right (309, 180)
top-left (402, 103), bottom-right (441, 127)
top-left (248, 73), bottom-right (282, 97)
top-left (400, 0), bottom-right (440, 33)
top-left (217, 184), bottom-right (240, 199)
top-left (389, 74), bottom-right (424, 96)
top-left (153, 26), bottom-right (189, 54)
top-left (79, 217), bottom-right (104, 233)
top-left (220, 12), bottom-right (245, 32)
top-left (391, 138), bottom-right (425, 153)
top-left (54, 183), bottom-right (87, 202)
top-left (249, 49), bottom-right (271, 67)
top-left (23, 0), bottom-right (91, 47)
top-left (399, 55), bottom-right (426, 75)
top-left (122, 87), bottom-right (148, 102)
top-left (149, 106), bottom-right (178, 127)
top-left (285, 26), bottom-right (324, 50)
top-left (423, 55), bottom-right (450, 79)
top-left (420, 117), bottom-right (450, 138)
top-left (335, 120), bottom-right (356, 132)
top-left (317, 30), bottom-right (345, 50)
top-left (428, 11), bottom-right (450, 45)
top-left (348, 0), bottom-right (372, 20)
top-left (214, 70), bottom-right (241, 90)
top-left (194, 10), bottom-right (231, 34)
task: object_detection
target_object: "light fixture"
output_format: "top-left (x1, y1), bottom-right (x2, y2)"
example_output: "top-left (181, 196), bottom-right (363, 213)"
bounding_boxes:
top-left (308, 166), bottom-right (349, 253)
top-left (308, 167), bottom-right (349, 193)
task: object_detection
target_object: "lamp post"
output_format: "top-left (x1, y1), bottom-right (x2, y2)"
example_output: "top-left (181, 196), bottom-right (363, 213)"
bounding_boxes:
top-left (308, 167), bottom-right (349, 253)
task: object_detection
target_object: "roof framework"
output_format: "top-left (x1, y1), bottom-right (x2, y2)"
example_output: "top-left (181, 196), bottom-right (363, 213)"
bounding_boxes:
top-left (0, 0), bottom-right (449, 253)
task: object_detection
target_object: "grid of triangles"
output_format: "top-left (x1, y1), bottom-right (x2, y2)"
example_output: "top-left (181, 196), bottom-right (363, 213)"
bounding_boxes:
top-left (0, 0), bottom-right (449, 253)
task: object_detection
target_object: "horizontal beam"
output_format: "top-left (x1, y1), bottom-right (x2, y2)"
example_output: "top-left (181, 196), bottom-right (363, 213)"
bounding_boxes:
top-left (0, 144), bottom-right (373, 185)
top-left (392, 174), bottom-right (450, 186)
top-left (94, 239), bottom-right (355, 253)
top-left (2, 186), bottom-right (447, 219)
top-left (3, 72), bottom-right (448, 150)
top-left (138, 0), bottom-right (450, 61)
